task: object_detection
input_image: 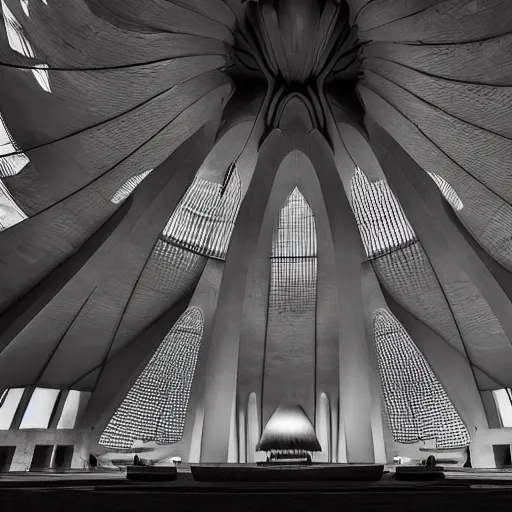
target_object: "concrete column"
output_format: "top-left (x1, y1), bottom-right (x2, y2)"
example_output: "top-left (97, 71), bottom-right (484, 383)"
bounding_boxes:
top-left (367, 120), bottom-right (502, 467)
top-left (200, 130), bottom-right (289, 462)
top-left (10, 443), bottom-right (35, 472)
top-left (201, 115), bottom-right (375, 462)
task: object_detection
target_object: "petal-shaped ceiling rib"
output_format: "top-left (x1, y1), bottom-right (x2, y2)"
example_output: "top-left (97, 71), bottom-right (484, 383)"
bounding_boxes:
top-left (0, 81), bottom-right (231, 311)
top-left (358, 86), bottom-right (512, 272)
top-left (0, 0), bottom-right (231, 68)
top-left (355, 0), bottom-right (442, 31)
top-left (372, 243), bottom-right (464, 352)
top-left (85, 0), bottom-right (234, 44)
top-left (363, 58), bottom-right (512, 139)
top-left (361, 72), bottom-right (512, 204)
top-left (358, 0), bottom-right (512, 44)
top-left (3, 71), bottom-right (231, 213)
top-left (0, 55), bottom-right (229, 148)
top-left (0, 125), bottom-right (217, 390)
top-left (361, 34), bottom-right (512, 85)
top-left (367, 119), bottom-right (512, 389)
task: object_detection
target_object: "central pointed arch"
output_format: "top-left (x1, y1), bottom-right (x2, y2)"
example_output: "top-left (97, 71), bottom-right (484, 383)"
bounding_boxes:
top-left (262, 187), bottom-right (318, 425)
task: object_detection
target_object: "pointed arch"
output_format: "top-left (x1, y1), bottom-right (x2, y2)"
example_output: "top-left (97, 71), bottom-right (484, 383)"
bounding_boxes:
top-left (270, 187), bottom-right (318, 313)
top-left (373, 308), bottom-right (470, 449)
top-left (263, 187), bottom-right (318, 422)
top-left (99, 307), bottom-right (204, 449)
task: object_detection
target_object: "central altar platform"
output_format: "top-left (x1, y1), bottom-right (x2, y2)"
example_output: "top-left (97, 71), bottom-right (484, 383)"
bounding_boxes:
top-left (190, 463), bottom-right (384, 482)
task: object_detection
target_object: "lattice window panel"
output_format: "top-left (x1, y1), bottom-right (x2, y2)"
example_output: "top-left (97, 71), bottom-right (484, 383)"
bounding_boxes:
top-left (162, 163), bottom-right (241, 260)
top-left (350, 167), bottom-right (416, 259)
top-left (269, 188), bottom-right (317, 315)
top-left (374, 308), bottom-right (470, 449)
top-left (427, 171), bottom-right (463, 211)
top-left (99, 307), bottom-right (204, 450)
top-left (111, 169), bottom-right (153, 204)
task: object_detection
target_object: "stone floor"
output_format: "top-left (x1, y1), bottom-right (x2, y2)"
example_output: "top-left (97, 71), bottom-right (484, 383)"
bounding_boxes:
top-left (1, 467), bottom-right (512, 511)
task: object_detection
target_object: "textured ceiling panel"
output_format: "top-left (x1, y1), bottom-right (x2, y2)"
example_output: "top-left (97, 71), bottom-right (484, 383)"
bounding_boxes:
top-left (358, 0), bottom-right (512, 43)
top-left (372, 242), bottom-right (463, 352)
top-left (0, 0), bottom-right (229, 68)
top-left (364, 58), bottom-right (512, 139)
top-left (358, 86), bottom-right (512, 273)
top-left (361, 72), bottom-right (512, 204)
top-left (0, 55), bottom-right (228, 148)
top-left (361, 34), bottom-right (512, 85)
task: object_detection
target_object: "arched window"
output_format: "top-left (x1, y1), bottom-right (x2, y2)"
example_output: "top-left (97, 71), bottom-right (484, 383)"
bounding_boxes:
top-left (269, 187), bottom-right (317, 314)
top-left (373, 308), bottom-right (470, 449)
top-left (0, 388), bottom-right (24, 430)
top-left (99, 307), bottom-right (204, 449)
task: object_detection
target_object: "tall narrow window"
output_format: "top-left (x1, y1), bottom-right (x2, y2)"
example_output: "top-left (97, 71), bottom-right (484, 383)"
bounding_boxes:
top-left (374, 308), bottom-right (470, 449)
top-left (263, 188), bottom-right (318, 418)
top-left (493, 389), bottom-right (512, 428)
top-left (99, 307), bottom-right (204, 449)
top-left (162, 163), bottom-right (241, 260)
top-left (19, 388), bottom-right (60, 429)
top-left (57, 390), bottom-right (90, 429)
top-left (350, 167), bottom-right (416, 258)
top-left (0, 388), bottom-right (24, 430)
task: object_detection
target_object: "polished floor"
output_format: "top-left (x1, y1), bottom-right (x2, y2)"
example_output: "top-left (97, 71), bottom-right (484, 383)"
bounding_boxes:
top-left (1, 466), bottom-right (512, 511)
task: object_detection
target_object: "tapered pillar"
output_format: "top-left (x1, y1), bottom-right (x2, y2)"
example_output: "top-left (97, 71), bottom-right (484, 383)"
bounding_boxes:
top-left (201, 97), bottom-right (376, 463)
